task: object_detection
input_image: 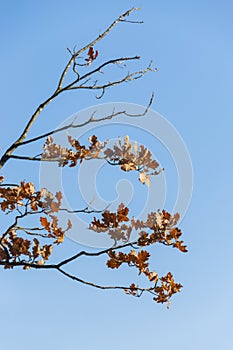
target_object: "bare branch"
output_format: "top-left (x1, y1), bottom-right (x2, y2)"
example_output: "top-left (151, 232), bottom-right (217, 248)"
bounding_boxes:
top-left (67, 62), bottom-right (156, 92)
top-left (8, 155), bottom-right (43, 162)
top-left (8, 93), bottom-right (154, 150)
top-left (64, 56), bottom-right (141, 90)
top-left (56, 266), bottom-right (153, 295)
top-left (119, 19), bottom-right (144, 24)
top-left (15, 227), bottom-right (50, 239)
top-left (0, 258), bottom-right (153, 296)
top-left (57, 7), bottom-right (141, 89)
top-left (59, 207), bottom-right (107, 214)
top-left (57, 240), bottom-right (137, 268)
top-left (0, 91), bottom-right (60, 170)
top-left (0, 183), bottom-right (20, 187)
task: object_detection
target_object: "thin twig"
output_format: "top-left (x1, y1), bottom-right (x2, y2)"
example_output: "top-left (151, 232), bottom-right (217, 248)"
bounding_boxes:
top-left (119, 19), bottom-right (144, 24)
top-left (8, 93), bottom-right (154, 149)
top-left (64, 56), bottom-right (141, 90)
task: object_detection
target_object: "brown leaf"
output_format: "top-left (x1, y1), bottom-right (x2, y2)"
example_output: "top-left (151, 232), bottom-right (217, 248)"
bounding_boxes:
top-left (67, 219), bottom-right (72, 230)
top-left (40, 217), bottom-right (51, 232)
top-left (55, 191), bottom-right (62, 203)
top-left (41, 244), bottom-right (53, 260)
top-left (139, 172), bottom-right (150, 186)
top-left (175, 241), bottom-right (188, 253)
top-left (106, 258), bottom-right (121, 269)
top-left (50, 201), bottom-right (60, 212)
top-left (85, 47), bottom-right (98, 65)
top-left (148, 271), bottom-right (159, 283)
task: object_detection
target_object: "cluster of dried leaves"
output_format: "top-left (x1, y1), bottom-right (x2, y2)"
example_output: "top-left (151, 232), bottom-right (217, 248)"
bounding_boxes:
top-left (90, 204), bottom-right (187, 252)
top-left (0, 176), bottom-right (71, 268)
top-left (42, 135), bottom-right (163, 186)
top-left (0, 174), bottom-right (186, 305)
top-left (89, 203), bottom-right (187, 305)
top-left (42, 135), bottom-right (107, 167)
top-left (104, 135), bottom-right (163, 186)
top-left (0, 128), bottom-right (187, 306)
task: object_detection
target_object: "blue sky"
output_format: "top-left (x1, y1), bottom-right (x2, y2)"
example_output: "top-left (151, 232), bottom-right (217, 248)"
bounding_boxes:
top-left (0, 1), bottom-right (233, 349)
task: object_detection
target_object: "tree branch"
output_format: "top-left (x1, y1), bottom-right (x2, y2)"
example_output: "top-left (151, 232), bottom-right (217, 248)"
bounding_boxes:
top-left (0, 8), bottom-right (142, 170)
top-left (63, 56), bottom-right (141, 90)
top-left (67, 63), bottom-right (156, 92)
top-left (57, 7), bottom-right (141, 89)
top-left (56, 266), bottom-right (153, 295)
top-left (6, 93), bottom-right (154, 151)
top-left (57, 240), bottom-right (137, 268)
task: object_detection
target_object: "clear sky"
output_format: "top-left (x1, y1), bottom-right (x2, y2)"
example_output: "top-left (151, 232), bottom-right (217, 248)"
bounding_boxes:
top-left (0, 1), bottom-right (233, 349)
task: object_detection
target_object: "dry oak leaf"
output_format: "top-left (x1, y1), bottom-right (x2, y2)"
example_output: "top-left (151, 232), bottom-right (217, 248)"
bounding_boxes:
top-left (40, 217), bottom-right (51, 232)
top-left (85, 47), bottom-right (99, 65)
top-left (139, 172), bottom-right (150, 186)
top-left (124, 283), bottom-right (138, 296)
top-left (175, 241), bottom-right (188, 252)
